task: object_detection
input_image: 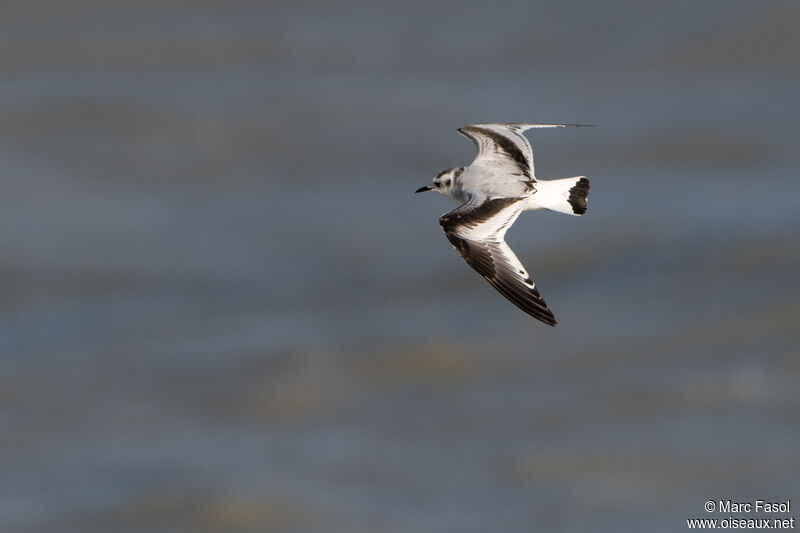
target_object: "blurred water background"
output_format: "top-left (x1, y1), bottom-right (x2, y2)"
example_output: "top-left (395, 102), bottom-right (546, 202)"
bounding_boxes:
top-left (1, 1), bottom-right (799, 532)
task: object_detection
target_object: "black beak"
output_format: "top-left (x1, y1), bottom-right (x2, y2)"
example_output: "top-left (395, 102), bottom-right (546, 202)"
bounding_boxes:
top-left (415, 185), bottom-right (433, 193)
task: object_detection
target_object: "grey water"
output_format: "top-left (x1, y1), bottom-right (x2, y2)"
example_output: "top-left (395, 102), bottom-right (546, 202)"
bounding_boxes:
top-left (1, 2), bottom-right (798, 532)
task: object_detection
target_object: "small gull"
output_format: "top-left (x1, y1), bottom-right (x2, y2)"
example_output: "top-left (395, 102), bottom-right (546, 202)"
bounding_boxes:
top-left (415, 123), bottom-right (592, 326)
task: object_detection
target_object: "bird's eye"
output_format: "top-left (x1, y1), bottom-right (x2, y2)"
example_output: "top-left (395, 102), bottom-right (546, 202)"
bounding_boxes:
top-left (445, 179), bottom-right (451, 186)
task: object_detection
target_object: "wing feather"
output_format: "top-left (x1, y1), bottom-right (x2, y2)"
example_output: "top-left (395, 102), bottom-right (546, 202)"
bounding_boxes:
top-left (439, 196), bottom-right (557, 326)
top-left (458, 123), bottom-right (593, 180)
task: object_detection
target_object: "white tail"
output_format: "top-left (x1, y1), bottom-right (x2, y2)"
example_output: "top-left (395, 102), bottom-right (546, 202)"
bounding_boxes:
top-left (525, 176), bottom-right (590, 216)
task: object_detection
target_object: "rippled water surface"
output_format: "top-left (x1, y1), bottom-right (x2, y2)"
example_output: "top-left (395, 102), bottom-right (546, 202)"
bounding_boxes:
top-left (1, 2), bottom-right (799, 532)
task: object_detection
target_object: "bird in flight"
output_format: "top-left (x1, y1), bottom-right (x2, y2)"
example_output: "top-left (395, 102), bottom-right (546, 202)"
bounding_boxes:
top-left (415, 123), bottom-right (591, 326)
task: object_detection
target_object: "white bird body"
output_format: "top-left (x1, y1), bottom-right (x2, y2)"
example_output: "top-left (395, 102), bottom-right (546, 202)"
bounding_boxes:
top-left (416, 123), bottom-right (592, 326)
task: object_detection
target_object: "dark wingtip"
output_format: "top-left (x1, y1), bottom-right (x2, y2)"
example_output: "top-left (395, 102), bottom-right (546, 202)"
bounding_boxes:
top-left (536, 313), bottom-right (558, 327)
top-left (533, 289), bottom-right (557, 327)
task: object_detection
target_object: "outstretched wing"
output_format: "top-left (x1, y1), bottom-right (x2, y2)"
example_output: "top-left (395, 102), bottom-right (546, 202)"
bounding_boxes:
top-left (458, 123), bottom-right (592, 180)
top-left (439, 195), bottom-right (557, 326)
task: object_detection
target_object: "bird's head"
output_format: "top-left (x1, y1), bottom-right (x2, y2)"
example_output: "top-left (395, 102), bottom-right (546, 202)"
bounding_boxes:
top-left (415, 167), bottom-right (462, 197)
